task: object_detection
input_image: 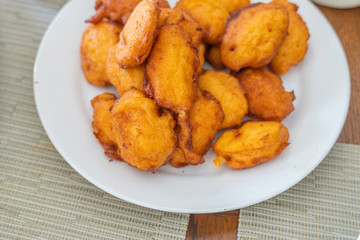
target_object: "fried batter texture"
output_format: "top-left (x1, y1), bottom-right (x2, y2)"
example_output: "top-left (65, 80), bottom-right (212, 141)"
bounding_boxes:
top-left (145, 24), bottom-right (198, 113)
top-left (91, 93), bottom-right (121, 160)
top-left (106, 45), bottom-right (145, 96)
top-left (197, 43), bottom-right (206, 74)
top-left (86, 0), bottom-right (169, 25)
top-left (218, 0), bottom-right (250, 14)
top-left (81, 21), bottom-right (121, 86)
top-left (221, 3), bottom-right (289, 71)
top-left (159, 8), bottom-right (203, 47)
top-left (145, 24), bottom-right (202, 165)
top-left (234, 67), bottom-right (295, 121)
top-left (170, 89), bottom-right (224, 168)
top-left (115, 0), bottom-right (160, 68)
top-left (190, 90), bottom-right (224, 155)
top-left (213, 121), bottom-right (289, 169)
top-left (110, 88), bottom-right (176, 171)
top-left (176, 0), bottom-right (229, 44)
top-left (157, 7), bottom-right (204, 73)
top-left (269, 0), bottom-right (310, 75)
top-left (198, 70), bottom-right (248, 129)
top-left (206, 45), bottom-right (225, 69)
top-left (169, 148), bottom-right (188, 168)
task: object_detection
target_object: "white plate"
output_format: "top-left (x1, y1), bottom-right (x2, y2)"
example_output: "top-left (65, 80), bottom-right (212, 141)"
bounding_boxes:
top-left (34, 0), bottom-right (350, 213)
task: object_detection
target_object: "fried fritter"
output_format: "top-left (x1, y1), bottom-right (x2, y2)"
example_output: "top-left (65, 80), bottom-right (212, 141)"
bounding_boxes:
top-left (106, 45), bottom-right (145, 96)
top-left (145, 24), bottom-right (198, 113)
top-left (158, 8), bottom-right (174, 27)
top-left (163, 8), bottom-right (203, 47)
top-left (198, 70), bottom-right (248, 129)
top-left (170, 89), bottom-right (224, 167)
top-left (190, 89), bottom-right (225, 154)
top-left (206, 45), bottom-right (225, 69)
top-left (234, 67), bottom-right (295, 121)
top-left (86, 0), bottom-right (169, 25)
top-left (169, 148), bottom-right (188, 168)
top-left (269, 0), bottom-right (310, 75)
top-left (213, 121), bottom-right (289, 169)
top-left (145, 24), bottom-right (201, 164)
top-left (218, 0), bottom-right (250, 14)
top-left (81, 21), bottom-right (121, 86)
top-left (176, 0), bottom-right (229, 45)
top-left (197, 43), bottom-right (206, 74)
top-left (110, 88), bottom-right (176, 171)
top-left (115, 0), bottom-right (160, 68)
top-left (220, 3), bottom-right (289, 71)
top-left (91, 93), bottom-right (121, 160)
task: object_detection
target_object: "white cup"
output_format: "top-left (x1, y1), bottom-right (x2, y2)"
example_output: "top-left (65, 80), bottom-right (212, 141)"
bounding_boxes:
top-left (312, 0), bottom-right (360, 8)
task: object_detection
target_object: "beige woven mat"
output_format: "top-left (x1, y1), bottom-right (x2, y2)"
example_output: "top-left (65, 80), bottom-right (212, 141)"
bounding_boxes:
top-left (0, 0), bottom-right (189, 239)
top-left (238, 143), bottom-right (360, 239)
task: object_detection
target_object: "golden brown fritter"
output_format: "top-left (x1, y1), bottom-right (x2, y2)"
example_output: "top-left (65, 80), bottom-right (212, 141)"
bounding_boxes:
top-left (86, 0), bottom-right (169, 25)
top-left (198, 70), bottom-right (248, 129)
top-left (145, 24), bottom-right (198, 113)
top-left (110, 88), bottom-right (176, 171)
top-left (170, 89), bottom-right (224, 167)
top-left (106, 45), bottom-right (145, 96)
top-left (269, 0), bottom-right (310, 75)
top-left (206, 45), bottom-right (225, 69)
top-left (189, 89), bottom-right (224, 155)
top-left (145, 24), bottom-right (201, 164)
top-left (177, 110), bottom-right (205, 165)
top-left (218, 0), bottom-right (250, 13)
top-left (176, 0), bottom-right (229, 45)
top-left (163, 8), bottom-right (203, 47)
top-left (169, 148), bottom-right (188, 168)
top-left (234, 67), bottom-right (295, 121)
top-left (91, 93), bottom-right (121, 160)
top-left (158, 8), bottom-right (174, 27)
top-left (220, 3), bottom-right (289, 71)
top-left (197, 43), bottom-right (206, 74)
top-left (115, 0), bottom-right (160, 68)
top-left (213, 121), bottom-right (290, 169)
top-left (81, 21), bottom-right (121, 86)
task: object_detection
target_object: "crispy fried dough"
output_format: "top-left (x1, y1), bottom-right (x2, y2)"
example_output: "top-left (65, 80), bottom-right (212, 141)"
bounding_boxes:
top-left (206, 45), bottom-right (225, 69)
top-left (170, 89), bottom-right (224, 167)
top-left (218, 0), bottom-right (250, 13)
top-left (190, 89), bottom-right (224, 155)
top-left (86, 0), bottom-right (169, 25)
top-left (269, 0), bottom-right (310, 75)
top-left (145, 24), bottom-right (198, 113)
top-left (169, 148), bottom-right (188, 168)
top-left (234, 67), bottom-right (295, 121)
top-left (115, 0), bottom-right (160, 68)
top-left (198, 70), bottom-right (248, 129)
top-left (110, 88), bottom-right (176, 171)
top-left (145, 24), bottom-right (201, 164)
top-left (176, 0), bottom-right (229, 44)
top-left (91, 93), bottom-right (121, 160)
top-left (160, 8), bottom-right (203, 47)
top-left (158, 8), bottom-right (174, 26)
top-left (81, 21), bottom-right (121, 86)
top-left (221, 3), bottom-right (289, 71)
top-left (197, 43), bottom-right (206, 74)
top-left (213, 121), bottom-right (289, 169)
top-left (106, 45), bottom-right (145, 96)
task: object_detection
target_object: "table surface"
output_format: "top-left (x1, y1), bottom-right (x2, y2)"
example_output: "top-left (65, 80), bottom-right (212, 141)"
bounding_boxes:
top-left (185, 5), bottom-right (360, 240)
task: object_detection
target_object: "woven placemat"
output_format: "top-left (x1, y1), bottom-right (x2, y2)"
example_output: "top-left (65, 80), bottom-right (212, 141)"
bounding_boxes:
top-left (0, 0), bottom-right (189, 239)
top-left (238, 143), bottom-right (360, 239)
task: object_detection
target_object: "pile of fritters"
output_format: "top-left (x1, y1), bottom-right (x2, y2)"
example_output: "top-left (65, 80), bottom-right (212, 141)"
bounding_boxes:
top-left (81, 0), bottom-right (309, 171)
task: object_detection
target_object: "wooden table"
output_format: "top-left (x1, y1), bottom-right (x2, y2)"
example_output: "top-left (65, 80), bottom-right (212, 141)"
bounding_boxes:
top-left (186, 5), bottom-right (360, 240)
